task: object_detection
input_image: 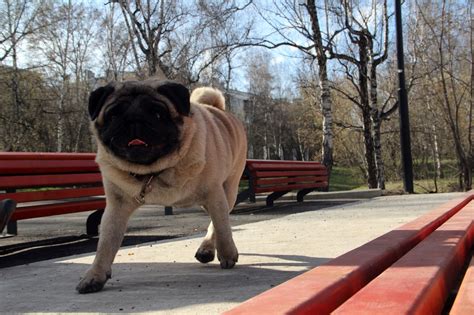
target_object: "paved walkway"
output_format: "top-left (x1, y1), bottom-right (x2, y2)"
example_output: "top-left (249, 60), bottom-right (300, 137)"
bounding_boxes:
top-left (0, 192), bottom-right (464, 314)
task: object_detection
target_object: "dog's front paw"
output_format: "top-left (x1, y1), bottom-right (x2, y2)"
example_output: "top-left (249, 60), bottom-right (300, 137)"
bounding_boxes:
top-left (195, 247), bottom-right (215, 264)
top-left (217, 249), bottom-right (238, 269)
top-left (218, 255), bottom-right (238, 269)
top-left (76, 268), bottom-right (111, 294)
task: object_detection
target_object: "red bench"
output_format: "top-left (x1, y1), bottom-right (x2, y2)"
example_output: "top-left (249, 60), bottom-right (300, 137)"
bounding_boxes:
top-left (0, 154), bottom-right (328, 237)
top-left (225, 191), bottom-right (474, 314)
top-left (0, 153), bottom-right (105, 236)
top-left (236, 160), bottom-right (329, 207)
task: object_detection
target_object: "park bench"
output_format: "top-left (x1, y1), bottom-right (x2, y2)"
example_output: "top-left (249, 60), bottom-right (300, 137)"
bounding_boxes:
top-left (225, 190), bottom-right (474, 314)
top-left (0, 153), bottom-right (328, 237)
top-left (236, 159), bottom-right (329, 207)
top-left (0, 153), bottom-right (106, 236)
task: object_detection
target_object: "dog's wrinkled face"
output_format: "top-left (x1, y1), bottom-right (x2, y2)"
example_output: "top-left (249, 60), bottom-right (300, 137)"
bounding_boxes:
top-left (89, 81), bottom-right (190, 165)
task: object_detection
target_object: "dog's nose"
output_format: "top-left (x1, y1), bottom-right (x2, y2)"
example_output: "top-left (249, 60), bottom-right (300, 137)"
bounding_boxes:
top-left (128, 122), bottom-right (145, 138)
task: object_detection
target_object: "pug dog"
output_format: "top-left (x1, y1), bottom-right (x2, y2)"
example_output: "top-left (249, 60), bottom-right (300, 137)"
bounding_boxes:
top-left (76, 80), bottom-right (247, 294)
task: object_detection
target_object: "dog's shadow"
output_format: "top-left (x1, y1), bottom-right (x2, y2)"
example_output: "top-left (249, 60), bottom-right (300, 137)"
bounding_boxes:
top-left (1, 253), bottom-right (330, 313)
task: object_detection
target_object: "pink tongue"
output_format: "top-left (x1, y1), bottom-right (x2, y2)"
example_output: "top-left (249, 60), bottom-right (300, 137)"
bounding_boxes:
top-left (128, 139), bottom-right (147, 146)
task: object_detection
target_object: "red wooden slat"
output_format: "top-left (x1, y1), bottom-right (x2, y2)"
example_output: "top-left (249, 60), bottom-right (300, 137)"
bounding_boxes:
top-left (0, 152), bottom-right (96, 160)
top-left (0, 173), bottom-right (103, 189)
top-left (256, 176), bottom-right (328, 186)
top-left (0, 160), bottom-right (100, 174)
top-left (2, 187), bottom-right (104, 203)
top-left (246, 159), bottom-right (321, 165)
top-left (450, 252), bottom-right (474, 315)
top-left (333, 201), bottom-right (474, 315)
top-left (247, 163), bottom-right (325, 172)
top-left (254, 182), bottom-right (328, 193)
top-left (254, 170), bottom-right (327, 178)
top-left (11, 199), bottom-right (106, 220)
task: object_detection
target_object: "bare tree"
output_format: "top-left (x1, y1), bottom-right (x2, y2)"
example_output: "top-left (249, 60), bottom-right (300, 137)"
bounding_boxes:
top-left (191, 0), bottom-right (254, 87)
top-left (100, 3), bottom-right (135, 81)
top-left (109, 0), bottom-right (188, 78)
top-left (328, 0), bottom-right (395, 189)
top-left (109, 0), bottom-right (254, 84)
top-left (32, 0), bottom-right (99, 152)
top-left (251, 0), bottom-right (344, 172)
top-left (415, 0), bottom-right (472, 190)
top-left (0, 0), bottom-right (41, 138)
top-left (0, 0), bottom-right (40, 62)
top-left (305, 0), bottom-right (335, 172)
top-left (245, 50), bottom-right (274, 159)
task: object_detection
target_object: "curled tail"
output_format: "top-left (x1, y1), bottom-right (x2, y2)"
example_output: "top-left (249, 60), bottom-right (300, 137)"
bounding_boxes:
top-left (190, 87), bottom-right (226, 110)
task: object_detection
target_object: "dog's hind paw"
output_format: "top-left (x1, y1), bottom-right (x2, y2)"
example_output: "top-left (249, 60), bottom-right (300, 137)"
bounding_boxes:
top-left (219, 258), bottom-right (237, 269)
top-left (218, 252), bottom-right (238, 269)
top-left (76, 269), bottom-right (111, 294)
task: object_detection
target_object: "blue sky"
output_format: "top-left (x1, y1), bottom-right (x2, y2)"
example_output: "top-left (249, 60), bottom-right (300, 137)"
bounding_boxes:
top-left (6, 0), bottom-right (415, 97)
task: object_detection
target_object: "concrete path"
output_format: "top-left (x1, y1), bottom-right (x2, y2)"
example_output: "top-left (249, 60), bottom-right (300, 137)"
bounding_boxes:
top-left (0, 192), bottom-right (464, 314)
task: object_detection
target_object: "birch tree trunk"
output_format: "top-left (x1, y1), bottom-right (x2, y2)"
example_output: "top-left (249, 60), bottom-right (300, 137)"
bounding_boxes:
top-left (362, 108), bottom-right (378, 188)
top-left (370, 63), bottom-right (386, 189)
top-left (56, 0), bottom-right (73, 152)
top-left (319, 68), bottom-right (334, 171)
top-left (359, 35), bottom-right (378, 188)
top-left (306, 0), bottom-right (333, 172)
top-left (426, 99), bottom-right (442, 180)
top-left (56, 88), bottom-right (66, 152)
top-left (371, 112), bottom-right (385, 189)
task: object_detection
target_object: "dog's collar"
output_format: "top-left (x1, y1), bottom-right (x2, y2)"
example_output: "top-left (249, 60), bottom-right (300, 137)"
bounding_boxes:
top-left (129, 171), bottom-right (164, 182)
top-left (129, 170), bottom-right (165, 205)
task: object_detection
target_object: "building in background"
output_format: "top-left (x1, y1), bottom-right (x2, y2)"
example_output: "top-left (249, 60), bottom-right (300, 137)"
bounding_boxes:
top-left (225, 89), bottom-right (252, 122)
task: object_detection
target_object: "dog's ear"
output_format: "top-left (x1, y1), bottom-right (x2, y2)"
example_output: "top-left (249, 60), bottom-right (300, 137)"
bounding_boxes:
top-left (88, 84), bottom-right (115, 120)
top-left (156, 81), bottom-right (190, 116)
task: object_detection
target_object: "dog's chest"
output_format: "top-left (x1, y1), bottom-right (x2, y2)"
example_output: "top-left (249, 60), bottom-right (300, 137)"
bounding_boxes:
top-left (119, 172), bottom-right (200, 207)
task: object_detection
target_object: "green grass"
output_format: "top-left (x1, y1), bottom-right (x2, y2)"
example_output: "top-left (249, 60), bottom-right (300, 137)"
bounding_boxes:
top-left (329, 167), bottom-right (462, 193)
top-left (239, 180), bottom-right (249, 192)
top-left (329, 166), bottom-right (366, 191)
top-left (384, 178), bottom-right (460, 194)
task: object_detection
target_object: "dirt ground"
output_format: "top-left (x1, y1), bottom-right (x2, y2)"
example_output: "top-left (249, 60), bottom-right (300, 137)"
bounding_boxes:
top-left (0, 198), bottom-right (361, 267)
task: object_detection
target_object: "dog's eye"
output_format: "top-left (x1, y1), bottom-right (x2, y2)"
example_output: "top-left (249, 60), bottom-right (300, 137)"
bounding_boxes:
top-left (106, 112), bottom-right (117, 121)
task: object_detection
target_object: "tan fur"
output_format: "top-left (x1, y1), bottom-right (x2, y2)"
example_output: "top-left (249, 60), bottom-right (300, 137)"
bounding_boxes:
top-left (77, 82), bottom-right (247, 293)
top-left (190, 87), bottom-right (226, 110)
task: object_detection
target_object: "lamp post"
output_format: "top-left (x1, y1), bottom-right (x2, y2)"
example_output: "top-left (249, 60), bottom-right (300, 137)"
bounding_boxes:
top-left (395, 0), bottom-right (414, 193)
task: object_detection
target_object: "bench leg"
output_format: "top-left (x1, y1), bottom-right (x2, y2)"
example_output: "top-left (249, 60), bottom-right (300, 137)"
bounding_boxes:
top-left (235, 167), bottom-right (256, 205)
top-left (86, 209), bottom-right (104, 236)
top-left (297, 188), bottom-right (316, 202)
top-left (0, 199), bottom-right (17, 235)
top-left (249, 191), bottom-right (256, 203)
top-left (266, 191), bottom-right (290, 207)
top-left (7, 221), bottom-right (17, 235)
top-left (165, 206), bottom-right (173, 215)
top-left (235, 188), bottom-right (256, 206)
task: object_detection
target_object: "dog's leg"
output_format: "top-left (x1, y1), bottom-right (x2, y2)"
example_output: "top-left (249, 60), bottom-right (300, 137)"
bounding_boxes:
top-left (195, 170), bottom-right (242, 265)
top-left (224, 171), bottom-right (243, 211)
top-left (195, 221), bottom-right (216, 263)
top-left (205, 187), bottom-right (238, 269)
top-left (76, 195), bottom-right (137, 294)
